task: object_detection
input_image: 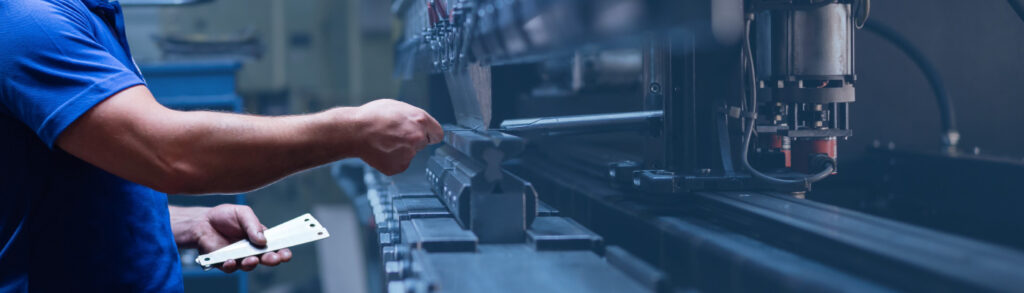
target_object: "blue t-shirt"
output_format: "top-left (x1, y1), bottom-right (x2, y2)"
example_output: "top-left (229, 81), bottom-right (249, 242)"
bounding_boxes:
top-left (0, 0), bottom-right (183, 291)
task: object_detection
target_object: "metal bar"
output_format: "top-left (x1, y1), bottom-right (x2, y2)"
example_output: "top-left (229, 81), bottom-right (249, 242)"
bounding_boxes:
top-left (499, 111), bottom-right (663, 136)
top-left (642, 35), bottom-right (670, 169)
top-left (694, 191), bottom-right (1024, 292)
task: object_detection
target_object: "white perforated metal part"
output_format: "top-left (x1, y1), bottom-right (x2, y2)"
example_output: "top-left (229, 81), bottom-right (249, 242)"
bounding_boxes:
top-left (195, 213), bottom-right (330, 270)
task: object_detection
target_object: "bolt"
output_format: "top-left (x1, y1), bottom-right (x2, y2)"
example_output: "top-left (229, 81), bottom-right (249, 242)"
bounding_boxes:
top-left (649, 82), bottom-right (661, 94)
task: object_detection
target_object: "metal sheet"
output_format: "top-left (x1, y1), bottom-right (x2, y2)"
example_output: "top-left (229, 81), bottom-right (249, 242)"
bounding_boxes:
top-left (444, 63), bottom-right (492, 130)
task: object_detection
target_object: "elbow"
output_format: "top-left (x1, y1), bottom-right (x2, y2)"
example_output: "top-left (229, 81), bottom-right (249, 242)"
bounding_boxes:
top-left (150, 160), bottom-right (207, 195)
top-left (147, 149), bottom-right (218, 194)
top-left (149, 157), bottom-right (261, 195)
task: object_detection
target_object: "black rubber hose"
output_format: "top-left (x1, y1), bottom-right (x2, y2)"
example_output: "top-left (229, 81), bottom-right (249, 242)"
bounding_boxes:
top-left (1010, 0), bottom-right (1024, 24)
top-left (862, 20), bottom-right (960, 149)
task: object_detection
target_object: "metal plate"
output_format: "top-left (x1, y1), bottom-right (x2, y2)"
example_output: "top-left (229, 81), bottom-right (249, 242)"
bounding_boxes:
top-left (195, 213), bottom-right (330, 269)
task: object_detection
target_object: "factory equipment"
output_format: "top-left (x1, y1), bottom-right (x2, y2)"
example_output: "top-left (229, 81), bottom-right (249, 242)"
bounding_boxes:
top-left (332, 0), bottom-right (1024, 292)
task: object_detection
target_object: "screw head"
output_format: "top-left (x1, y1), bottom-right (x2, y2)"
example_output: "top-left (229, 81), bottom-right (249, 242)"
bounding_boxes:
top-left (649, 82), bottom-right (661, 94)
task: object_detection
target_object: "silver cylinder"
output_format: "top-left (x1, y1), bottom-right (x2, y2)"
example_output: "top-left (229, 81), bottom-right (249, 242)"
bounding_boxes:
top-left (770, 3), bottom-right (854, 78)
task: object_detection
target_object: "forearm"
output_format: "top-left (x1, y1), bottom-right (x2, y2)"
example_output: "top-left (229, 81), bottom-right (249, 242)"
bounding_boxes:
top-left (58, 86), bottom-right (440, 195)
top-left (155, 107), bottom-right (361, 194)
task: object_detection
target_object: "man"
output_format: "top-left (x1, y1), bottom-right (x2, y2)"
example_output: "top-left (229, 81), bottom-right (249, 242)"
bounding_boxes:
top-left (0, 0), bottom-right (444, 291)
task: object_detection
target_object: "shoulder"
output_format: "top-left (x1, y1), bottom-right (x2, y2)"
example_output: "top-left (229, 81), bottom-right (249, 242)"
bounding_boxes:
top-left (0, 0), bottom-right (98, 62)
top-left (0, 0), bottom-right (89, 17)
top-left (0, 0), bottom-right (94, 37)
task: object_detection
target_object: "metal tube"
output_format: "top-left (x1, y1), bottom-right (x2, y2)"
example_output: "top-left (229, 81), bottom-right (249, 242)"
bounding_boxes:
top-left (500, 111), bottom-right (663, 136)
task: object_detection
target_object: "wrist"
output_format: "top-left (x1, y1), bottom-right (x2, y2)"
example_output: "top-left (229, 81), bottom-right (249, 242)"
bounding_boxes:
top-left (319, 107), bottom-right (367, 159)
top-left (169, 205), bottom-right (209, 248)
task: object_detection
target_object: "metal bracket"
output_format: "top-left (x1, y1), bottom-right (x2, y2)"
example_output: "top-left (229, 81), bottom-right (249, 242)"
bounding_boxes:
top-left (195, 213), bottom-right (330, 270)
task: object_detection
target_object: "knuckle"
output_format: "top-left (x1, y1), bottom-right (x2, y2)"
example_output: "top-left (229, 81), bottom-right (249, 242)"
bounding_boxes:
top-left (411, 111), bottom-right (428, 122)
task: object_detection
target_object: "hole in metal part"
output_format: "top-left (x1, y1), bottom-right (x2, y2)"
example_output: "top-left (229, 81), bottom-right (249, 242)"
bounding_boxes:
top-left (309, 223), bottom-right (316, 227)
top-left (318, 232), bottom-right (324, 236)
top-left (204, 257), bottom-right (210, 261)
top-left (305, 219), bottom-right (310, 222)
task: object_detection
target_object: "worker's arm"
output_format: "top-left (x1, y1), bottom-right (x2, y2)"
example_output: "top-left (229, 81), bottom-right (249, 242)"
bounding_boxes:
top-left (56, 85), bottom-right (443, 194)
top-left (170, 204), bottom-right (289, 273)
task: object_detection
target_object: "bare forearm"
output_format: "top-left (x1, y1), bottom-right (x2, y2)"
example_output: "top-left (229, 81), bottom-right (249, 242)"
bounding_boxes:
top-left (58, 86), bottom-right (441, 195)
top-left (157, 108), bottom-right (360, 194)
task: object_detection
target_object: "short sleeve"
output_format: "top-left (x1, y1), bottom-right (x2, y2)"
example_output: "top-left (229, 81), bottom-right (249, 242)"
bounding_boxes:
top-left (0, 0), bottom-right (144, 148)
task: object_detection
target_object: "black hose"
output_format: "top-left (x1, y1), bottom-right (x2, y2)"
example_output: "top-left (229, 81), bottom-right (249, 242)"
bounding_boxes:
top-left (740, 15), bottom-right (835, 189)
top-left (862, 20), bottom-right (960, 149)
top-left (1010, 0), bottom-right (1024, 24)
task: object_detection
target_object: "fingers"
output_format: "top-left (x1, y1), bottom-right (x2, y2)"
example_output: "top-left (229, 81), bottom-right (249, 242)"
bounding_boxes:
top-left (217, 248), bottom-right (293, 274)
top-left (239, 256), bottom-right (260, 271)
top-left (219, 259), bottom-right (238, 273)
top-left (260, 252), bottom-right (282, 266)
top-left (232, 206), bottom-right (267, 247)
top-left (420, 112), bottom-right (444, 145)
top-left (277, 248), bottom-right (293, 262)
top-left (257, 249), bottom-right (292, 266)
top-left (409, 130), bottom-right (430, 150)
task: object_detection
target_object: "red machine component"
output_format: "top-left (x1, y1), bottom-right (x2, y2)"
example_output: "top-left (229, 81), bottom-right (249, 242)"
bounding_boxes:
top-left (757, 134), bottom-right (792, 169)
top-left (791, 137), bottom-right (836, 174)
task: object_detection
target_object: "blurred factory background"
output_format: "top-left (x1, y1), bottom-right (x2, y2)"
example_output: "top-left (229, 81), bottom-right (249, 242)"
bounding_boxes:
top-left (117, 0), bottom-right (1024, 292)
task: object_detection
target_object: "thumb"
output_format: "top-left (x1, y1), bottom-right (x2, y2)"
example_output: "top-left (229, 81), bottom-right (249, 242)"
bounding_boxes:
top-left (234, 206), bottom-right (267, 247)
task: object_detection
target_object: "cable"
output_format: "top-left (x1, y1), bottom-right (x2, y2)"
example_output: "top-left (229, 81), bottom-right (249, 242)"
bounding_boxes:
top-left (1009, 0), bottom-right (1024, 24)
top-left (862, 20), bottom-right (960, 150)
top-left (739, 14), bottom-right (836, 189)
top-left (854, 0), bottom-right (871, 29)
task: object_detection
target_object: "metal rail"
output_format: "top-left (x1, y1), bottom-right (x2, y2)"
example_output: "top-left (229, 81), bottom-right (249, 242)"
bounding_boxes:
top-left (513, 149), bottom-right (1024, 292)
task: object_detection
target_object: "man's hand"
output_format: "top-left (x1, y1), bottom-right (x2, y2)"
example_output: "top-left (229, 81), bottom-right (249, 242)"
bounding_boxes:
top-left (349, 99), bottom-right (444, 175)
top-left (170, 204), bottom-right (292, 273)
